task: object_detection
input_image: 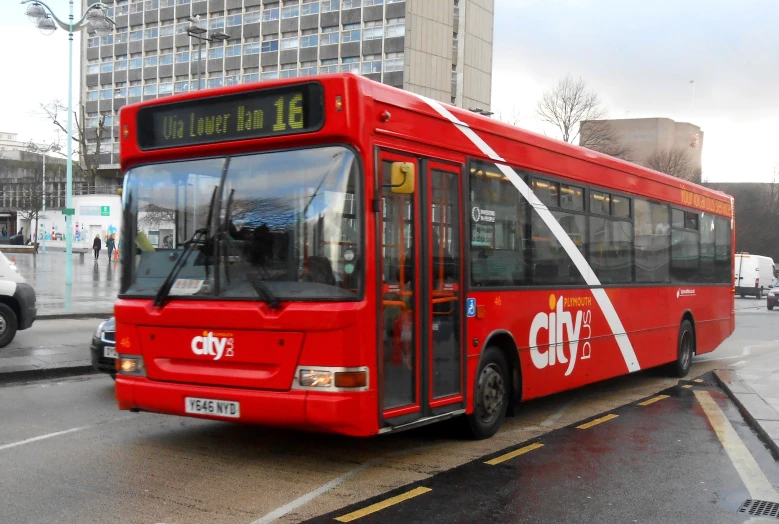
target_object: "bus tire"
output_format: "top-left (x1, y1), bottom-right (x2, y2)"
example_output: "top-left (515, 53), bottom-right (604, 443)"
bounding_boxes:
top-left (667, 319), bottom-right (694, 378)
top-left (466, 346), bottom-right (509, 440)
top-left (0, 303), bottom-right (19, 348)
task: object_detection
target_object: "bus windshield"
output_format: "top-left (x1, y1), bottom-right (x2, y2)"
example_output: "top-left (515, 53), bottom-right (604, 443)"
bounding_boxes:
top-left (122, 146), bottom-right (362, 301)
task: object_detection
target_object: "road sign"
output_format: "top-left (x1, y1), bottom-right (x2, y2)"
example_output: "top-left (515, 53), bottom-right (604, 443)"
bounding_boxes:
top-left (101, 206), bottom-right (110, 216)
top-left (62, 208), bottom-right (75, 216)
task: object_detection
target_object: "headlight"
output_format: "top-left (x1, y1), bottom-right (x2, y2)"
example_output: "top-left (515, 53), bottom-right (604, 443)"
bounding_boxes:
top-left (769, 291), bottom-right (776, 297)
top-left (117, 355), bottom-right (146, 376)
top-left (293, 366), bottom-right (369, 390)
top-left (95, 320), bottom-right (107, 338)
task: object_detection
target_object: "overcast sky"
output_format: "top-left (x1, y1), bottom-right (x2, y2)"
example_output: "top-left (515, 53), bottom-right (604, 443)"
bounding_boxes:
top-left (1, 0), bottom-right (777, 182)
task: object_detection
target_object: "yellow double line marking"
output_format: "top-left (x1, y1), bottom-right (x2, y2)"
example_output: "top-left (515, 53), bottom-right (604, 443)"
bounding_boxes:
top-left (576, 413), bottom-right (619, 429)
top-left (638, 394), bottom-right (670, 406)
top-left (485, 442), bottom-right (544, 465)
top-left (335, 487), bottom-right (432, 522)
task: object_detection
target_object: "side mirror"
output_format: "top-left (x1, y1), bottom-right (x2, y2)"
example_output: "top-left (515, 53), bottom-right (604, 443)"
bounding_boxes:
top-left (390, 162), bottom-right (415, 194)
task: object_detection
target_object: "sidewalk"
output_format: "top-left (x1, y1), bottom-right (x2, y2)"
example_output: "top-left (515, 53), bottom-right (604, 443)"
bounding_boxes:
top-left (0, 318), bottom-right (104, 383)
top-left (715, 343), bottom-right (779, 457)
top-left (10, 251), bottom-right (118, 317)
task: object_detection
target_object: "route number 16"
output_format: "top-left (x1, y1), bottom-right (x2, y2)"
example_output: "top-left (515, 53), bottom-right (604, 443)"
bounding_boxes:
top-left (273, 94), bottom-right (305, 132)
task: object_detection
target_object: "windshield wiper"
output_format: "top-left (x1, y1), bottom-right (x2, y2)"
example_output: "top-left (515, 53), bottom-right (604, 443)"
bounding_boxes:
top-left (153, 185), bottom-right (218, 307)
top-left (219, 188), bottom-right (282, 310)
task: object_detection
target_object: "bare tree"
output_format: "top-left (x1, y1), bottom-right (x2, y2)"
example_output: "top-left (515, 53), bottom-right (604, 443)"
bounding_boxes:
top-left (0, 159), bottom-right (45, 245)
top-left (37, 100), bottom-right (106, 180)
top-left (496, 105), bottom-right (522, 127)
top-left (537, 75), bottom-right (631, 160)
top-left (646, 148), bottom-right (698, 182)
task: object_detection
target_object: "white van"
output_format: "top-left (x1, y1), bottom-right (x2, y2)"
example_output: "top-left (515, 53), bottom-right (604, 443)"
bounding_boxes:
top-left (0, 252), bottom-right (36, 347)
top-left (735, 253), bottom-right (777, 299)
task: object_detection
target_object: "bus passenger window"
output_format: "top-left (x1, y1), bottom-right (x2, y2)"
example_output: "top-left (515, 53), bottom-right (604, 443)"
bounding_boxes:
top-left (469, 161), bottom-right (529, 287)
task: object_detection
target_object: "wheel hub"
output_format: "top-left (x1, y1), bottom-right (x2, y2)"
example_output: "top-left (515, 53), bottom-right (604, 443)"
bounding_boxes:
top-left (478, 364), bottom-right (505, 423)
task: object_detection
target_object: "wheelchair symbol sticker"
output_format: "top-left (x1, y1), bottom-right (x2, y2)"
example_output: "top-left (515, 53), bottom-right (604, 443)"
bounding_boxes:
top-left (466, 298), bottom-right (476, 317)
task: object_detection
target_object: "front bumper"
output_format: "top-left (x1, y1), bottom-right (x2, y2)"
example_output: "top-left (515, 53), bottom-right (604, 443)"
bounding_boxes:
top-left (90, 336), bottom-right (116, 375)
top-left (115, 376), bottom-right (378, 436)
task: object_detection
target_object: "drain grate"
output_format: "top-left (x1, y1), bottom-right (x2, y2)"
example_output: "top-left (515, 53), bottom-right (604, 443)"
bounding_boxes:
top-left (739, 499), bottom-right (779, 518)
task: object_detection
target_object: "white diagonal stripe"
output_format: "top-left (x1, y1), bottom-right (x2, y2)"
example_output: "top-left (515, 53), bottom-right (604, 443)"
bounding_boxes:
top-left (416, 96), bottom-right (640, 373)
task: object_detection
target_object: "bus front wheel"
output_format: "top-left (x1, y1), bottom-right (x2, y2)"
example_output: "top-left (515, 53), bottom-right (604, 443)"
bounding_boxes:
top-left (466, 346), bottom-right (509, 440)
top-left (667, 319), bottom-right (694, 378)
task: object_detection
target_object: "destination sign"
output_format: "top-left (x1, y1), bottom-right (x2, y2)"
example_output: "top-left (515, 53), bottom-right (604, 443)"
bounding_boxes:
top-left (136, 83), bottom-right (324, 150)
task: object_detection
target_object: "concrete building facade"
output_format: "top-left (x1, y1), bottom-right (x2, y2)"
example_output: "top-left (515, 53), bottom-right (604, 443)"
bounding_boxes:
top-left (580, 117), bottom-right (704, 180)
top-left (80, 0), bottom-right (495, 169)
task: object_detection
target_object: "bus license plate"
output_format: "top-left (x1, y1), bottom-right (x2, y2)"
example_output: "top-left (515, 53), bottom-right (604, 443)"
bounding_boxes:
top-left (185, 397), bottom-right (240, 418)
top-left (104, 346), bottom-right (118, 359)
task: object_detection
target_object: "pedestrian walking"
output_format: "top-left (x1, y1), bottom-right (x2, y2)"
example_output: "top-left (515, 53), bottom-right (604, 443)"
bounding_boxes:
top-left (106, 235), bottom-right (115, 260)
top-left (93, 234), bottom-right (102, 261)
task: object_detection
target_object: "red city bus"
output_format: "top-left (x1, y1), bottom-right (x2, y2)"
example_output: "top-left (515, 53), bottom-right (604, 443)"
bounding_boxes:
top-left (114, 74), bottom-right (735, 438)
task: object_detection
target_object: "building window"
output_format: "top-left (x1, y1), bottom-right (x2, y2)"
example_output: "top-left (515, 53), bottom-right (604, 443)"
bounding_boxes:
top-left (225, 44), bottom-right (241, 57)
top-left (159, 51), bottom-right (173, 65)
top-left (115, 31), bottom-right (128, 44)
top-left (176, 0), bottom-right (190, 5)
top-left (261, 8), bottom-right (279, 21)
top-left (143, 84), bottom-right (157, 96)
top-left (385, 17), bottom-right (405, 38)
top-left (281, 36), bottom-right (299, 50)
top-left (342, 0), bottom-right (360, 8)
top-left (282, 5), bottom-right (299, 18)
top-left (245, 9), bottom-right (261, 24)
top-left (209, 16), bottom-right (224, 30)
top-left (160, 24), bottom-right (174, 37)
top-left (114, 87), bottom-right (127, 98)
top-left (145, 0), bottom-right (159, 9)
top-left (224, 71), bottom-right (240, 85)
top-left (174, 80), bottom-right (189, 93)
top-left (363, 21), bottom-right (383, 40)
top-left (341, 23), bottom-right (360, 43)
top-left (300, 61), bottom-right (317, 76)
top-left (300, 34), bottom-right (318, 48)
top-left (144, 27), bottom-right (158, 39)
top-left (243, 42), bottom-right (260, 55)
top-left (261, 39), bottom-right (278, 53)
top-left (242, 70), bottom-right (259, 83)
top-left (207, 76), bottom-right (223, 88)
top-left (365, 0), bottom-right (383, 5)
top-left (88, 37), bottom-right (99, 48)
top-left (321, 26), bottom-right (339, 45)
top-left (384, 52), bottom-right (404, 72)
top-left (130, 29), bottom-right (143, 41)
top-left (321, 0), bottom-right (339, 13)
top-left (100, 62), bottom-right (113, 73)
top-left (144, 55), bottom-right (158, 67)
top-left (340, 56), bottom-right (359, 73)
top-left (208, 47), bottom-right (224, 59)
top-left (115, 4), bottom-right (129, 15)
top-left (160, 0), bottom-right (174, 7)
top-left (100, 34), bottom-right (113, 46)
top-left (130, 54), bottom-right (143, 69)
top-left (87, 63), bottom-right (100, 74)
top-left (175, 50), bottom-right (190, 63)
top-left (226, 14), bottom-right (242, 27)
top-left (128, 86), bottom-right (142, 97)
top-left (301, 2), bottom-right (319, 16)
top-left (362, 56), bottom-right (382, 74)
top-left (86, 90), bottom-right (98, 102)
top-left (320, 58), bottom-right (338, 74)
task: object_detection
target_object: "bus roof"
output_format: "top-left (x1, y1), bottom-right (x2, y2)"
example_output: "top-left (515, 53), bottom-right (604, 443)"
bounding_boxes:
top-left (119, 73), bottom-right (732, 214)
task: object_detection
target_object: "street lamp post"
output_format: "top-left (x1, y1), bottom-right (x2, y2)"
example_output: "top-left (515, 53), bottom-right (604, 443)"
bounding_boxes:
top-left (21, 0), bottom-right (114, 285)
top-left (26, 141), bottom-right (61, 254)
top-left (187, 16), bottom-right (230, 91)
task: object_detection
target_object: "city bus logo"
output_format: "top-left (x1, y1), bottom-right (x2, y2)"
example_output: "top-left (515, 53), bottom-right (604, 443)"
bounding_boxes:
top-left (529, 295), bottom-right (592, 376)
top-left (191, 331), bottom-right (235, 361)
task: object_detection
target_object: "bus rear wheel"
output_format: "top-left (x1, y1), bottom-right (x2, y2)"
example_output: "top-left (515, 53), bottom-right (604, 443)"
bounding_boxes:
top-left (465, 346), bottom-right (509, 440)
top-left (667, 319), bottom-right (694, 378)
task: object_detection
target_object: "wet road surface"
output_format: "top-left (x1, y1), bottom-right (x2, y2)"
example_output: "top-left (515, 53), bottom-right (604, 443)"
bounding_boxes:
top-left (308, 377), bottom-right (779, 524)
top-left (0, 302), bottom-right (776, 523)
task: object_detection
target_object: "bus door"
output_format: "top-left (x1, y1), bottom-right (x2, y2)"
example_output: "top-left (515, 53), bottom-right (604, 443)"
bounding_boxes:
top-left (378, 151), bottom-right (464, 426)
